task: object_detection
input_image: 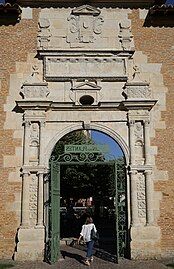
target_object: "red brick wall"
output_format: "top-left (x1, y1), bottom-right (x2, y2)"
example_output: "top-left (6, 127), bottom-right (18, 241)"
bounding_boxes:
top-left (130, 10), bottom-right (174, 256)
top-left (0, 10), bottom-right (39, 258)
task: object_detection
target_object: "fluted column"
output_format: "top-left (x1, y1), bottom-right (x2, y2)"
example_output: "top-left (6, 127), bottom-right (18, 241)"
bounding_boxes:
top-left (145, 170), bottom-right (154, 225)
top-left (23, 120), bottom-right (31, 165)
top-left (37, 172), bottom-right (44, 226)
top-left (130, 170), bottom-right (139, 226)
top-left (144, 119), bottom-right (151, 165)
top-left (39, 121), bottom-right (45, 166)
top-left (21, 172), bottom-right (30, 226)
top-left (129, 120), bottom-right (135, 165)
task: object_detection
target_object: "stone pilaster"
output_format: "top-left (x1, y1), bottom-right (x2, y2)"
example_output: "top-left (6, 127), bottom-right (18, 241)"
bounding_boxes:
top-left (130, 170), bottom-right (139, 226)
top-left (145, 170), bottom-right (154, 225)
top-left (129, 120), bottom-right (135, 165)
top-left (144, 119), bottom-right (151, 165)
top-left (21, 171), bottom-right (30, 227)
top-left (37, 172), bottom-right (44, 227)
top-left (39, 120), bottom-right (45, 166)
top-left (23, 120), bottom-right (31, 165)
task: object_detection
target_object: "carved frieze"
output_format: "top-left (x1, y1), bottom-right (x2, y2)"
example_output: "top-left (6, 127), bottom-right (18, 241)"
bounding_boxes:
top-left (125, 85), bottom-right (151, 99)
top-left (29, 176), bottom-right (38, 225)
top-left (137, 173), bottom-right (146, 218)
top-left (21, 66), bottom-right (49, 99)
top-left (44, 57), bottom-right (126, 81)
top-left (66, 5), bottom-right (104, 45)
top-left (24, 110), bottom-right (46, 119)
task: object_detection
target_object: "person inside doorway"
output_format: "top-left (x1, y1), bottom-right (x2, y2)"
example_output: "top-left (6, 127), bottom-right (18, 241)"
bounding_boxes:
top-left (78, 217), bottom-right (97, 266)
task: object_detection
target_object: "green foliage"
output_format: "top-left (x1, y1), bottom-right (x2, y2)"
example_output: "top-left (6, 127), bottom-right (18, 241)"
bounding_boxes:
top-left (51, 130), bottom-right (125, 200)
top-left (52, 130), bottom-right (92, 159)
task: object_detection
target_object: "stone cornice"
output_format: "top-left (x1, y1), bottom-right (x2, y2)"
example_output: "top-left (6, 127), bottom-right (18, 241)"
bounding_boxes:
top-left (16, 99), bottom-right (158, 112)
top-left (122, 100), bottom-right (157, 111)
top-left (16, 100), bottom-right (122, 111)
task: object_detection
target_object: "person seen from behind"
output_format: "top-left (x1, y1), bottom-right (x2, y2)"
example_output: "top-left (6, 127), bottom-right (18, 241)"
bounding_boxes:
top-left (78, 217), bottom-right (97, 266)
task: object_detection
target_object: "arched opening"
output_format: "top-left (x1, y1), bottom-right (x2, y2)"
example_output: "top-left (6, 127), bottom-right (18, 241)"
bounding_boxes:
top-left (45, 129), bottom-right (130, 263)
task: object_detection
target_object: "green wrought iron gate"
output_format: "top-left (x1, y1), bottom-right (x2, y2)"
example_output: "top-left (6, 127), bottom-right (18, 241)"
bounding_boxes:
top-left (45, 151), bottom-right (128, 264)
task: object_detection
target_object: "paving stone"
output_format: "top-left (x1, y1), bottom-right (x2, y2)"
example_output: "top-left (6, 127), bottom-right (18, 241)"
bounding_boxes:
top-left (9, 246), bottom-right (169, 269)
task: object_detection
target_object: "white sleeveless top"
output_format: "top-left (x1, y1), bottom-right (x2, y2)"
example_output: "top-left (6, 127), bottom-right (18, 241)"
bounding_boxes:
top-left (80, 223), bottom-right (97, 242)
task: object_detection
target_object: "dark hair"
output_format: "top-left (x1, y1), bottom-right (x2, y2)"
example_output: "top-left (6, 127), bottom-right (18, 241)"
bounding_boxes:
top-left (86, 217), bottom-right (93, 224)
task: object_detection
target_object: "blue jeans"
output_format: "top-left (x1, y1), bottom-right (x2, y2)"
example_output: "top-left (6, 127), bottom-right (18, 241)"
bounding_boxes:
top-left (86, 240), bottom-right (94, 259)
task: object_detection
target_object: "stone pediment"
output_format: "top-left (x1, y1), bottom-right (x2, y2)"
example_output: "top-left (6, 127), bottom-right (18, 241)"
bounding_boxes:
top-left (72, 5), bottom-right (101, 16)
top-left (72, 81), bottom-right (101, 91)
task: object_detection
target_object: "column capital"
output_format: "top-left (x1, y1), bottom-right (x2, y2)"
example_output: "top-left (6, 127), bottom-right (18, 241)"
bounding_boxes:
top-left (37, 171), bottom-right (45, 176)
top-left (40, 120), bottom-right (46, 128)
top-left (143, 119), bottom-right (150, 125)
top-left (23, 120), bottom-right (31, 127)
top-left (129, 119), bottom-right (135, 125)
top-left (21, 169), bottom-right (31, 176)
top-left (129, 169), bottom-right (138, 176)
top-left (145, 170), bottom-right (152, 176)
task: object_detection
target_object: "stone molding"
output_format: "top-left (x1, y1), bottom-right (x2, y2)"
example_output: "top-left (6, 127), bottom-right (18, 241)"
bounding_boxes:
top-left (43, 122), bottom-right (130, 167)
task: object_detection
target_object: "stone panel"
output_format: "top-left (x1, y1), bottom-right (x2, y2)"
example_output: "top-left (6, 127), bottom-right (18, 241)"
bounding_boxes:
top-left (44, 56), bottom-right (127, 81)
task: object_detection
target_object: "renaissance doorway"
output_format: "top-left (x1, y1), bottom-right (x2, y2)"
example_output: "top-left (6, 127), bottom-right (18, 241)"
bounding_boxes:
top-left (45, 130), bottom-right (130, 263)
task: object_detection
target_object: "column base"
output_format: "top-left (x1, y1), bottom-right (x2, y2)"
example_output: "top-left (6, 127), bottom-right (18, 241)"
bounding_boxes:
top-left (131, 225), bottom-right (161, 259)
top-left (14, 226), bottom-right (45, 261)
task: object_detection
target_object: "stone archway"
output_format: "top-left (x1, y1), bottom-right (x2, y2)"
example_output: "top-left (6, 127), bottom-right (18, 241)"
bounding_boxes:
top-left (45, 128), bottom-right (129, 263)
top-left (44, 123), bottom-right (130, 168)
top-left (14, 4), bottom-right (162, 261)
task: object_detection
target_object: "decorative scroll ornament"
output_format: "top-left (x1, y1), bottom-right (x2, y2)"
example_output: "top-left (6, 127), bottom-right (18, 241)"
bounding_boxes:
top-left (124, 65), bottom-right (151, 99)
top-left (118, 22), bottom-right (133, 51)
top-left (20, 65), bottom-right (49, 99)
top-left (38, 18), bottom-right (51, 49)
top-left (137, 173), bottom-right (146, 218)
top-left (66, 5), bottom-right (104, 44)
top-left (29, 176), bottom-right (38, 224)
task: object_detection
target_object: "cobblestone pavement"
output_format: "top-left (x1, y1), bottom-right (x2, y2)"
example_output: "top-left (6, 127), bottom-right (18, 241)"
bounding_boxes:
top-left (2, 246), bottom-right (171, 269)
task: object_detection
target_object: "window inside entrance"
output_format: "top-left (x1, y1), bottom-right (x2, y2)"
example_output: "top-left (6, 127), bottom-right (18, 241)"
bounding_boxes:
top-left (47, 130), bottom-right (130, 263)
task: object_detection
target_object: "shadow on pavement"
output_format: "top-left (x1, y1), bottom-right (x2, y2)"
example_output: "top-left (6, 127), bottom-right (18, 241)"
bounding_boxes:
top-left (61, 250), bottom-right (85, 265)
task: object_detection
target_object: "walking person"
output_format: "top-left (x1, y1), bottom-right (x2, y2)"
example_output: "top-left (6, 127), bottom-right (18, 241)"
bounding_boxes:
top-left (78, 217), bottom-right (97, 266)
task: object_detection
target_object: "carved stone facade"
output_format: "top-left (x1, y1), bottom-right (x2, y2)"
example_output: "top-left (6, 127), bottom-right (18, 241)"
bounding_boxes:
top-left (1, 1), bottom-right (174, 262)
top-left (66, 5), bottom-right (104, 45)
